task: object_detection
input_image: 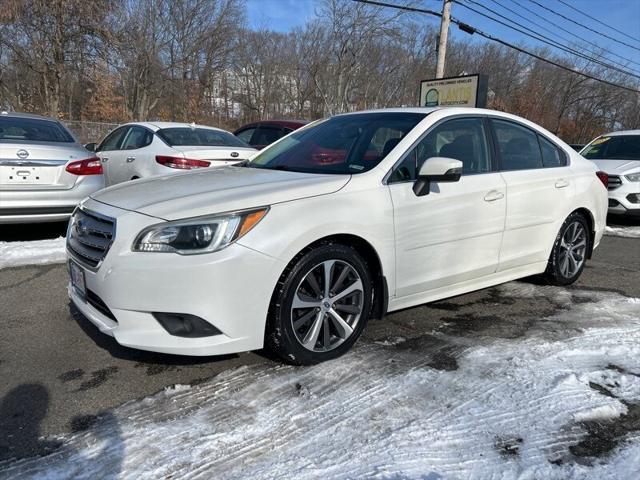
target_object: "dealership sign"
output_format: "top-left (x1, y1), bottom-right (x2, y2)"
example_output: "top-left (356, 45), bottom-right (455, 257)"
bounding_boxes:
top-left (419, 74), bottom-right (488, 108)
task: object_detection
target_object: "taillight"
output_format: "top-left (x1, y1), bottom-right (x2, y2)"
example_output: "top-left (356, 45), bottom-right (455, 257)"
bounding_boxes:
top-left (596, 171), bottom-right (608, 188)
top-left (65, 157), bottom-right (102, 175)
top-left (156, 155), bottom-right (210, 170)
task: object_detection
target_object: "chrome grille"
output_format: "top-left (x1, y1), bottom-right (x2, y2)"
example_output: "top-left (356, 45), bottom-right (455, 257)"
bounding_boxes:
top-left (67, 208), bottom-right (115, 269)
top-left (608, 175), bottom-right (622, 190)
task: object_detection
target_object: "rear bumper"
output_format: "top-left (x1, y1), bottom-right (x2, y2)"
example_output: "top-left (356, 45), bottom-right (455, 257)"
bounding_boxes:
top-left (0, 175), bottom-right (104, 223)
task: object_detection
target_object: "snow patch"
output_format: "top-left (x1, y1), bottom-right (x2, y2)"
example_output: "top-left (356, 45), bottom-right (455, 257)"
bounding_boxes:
top-left (605, 225), bottom-right (640, 239)
top-left (0, 237), bottom-right (66, 269)
top-left (2, 285), bottom-right (640, 479)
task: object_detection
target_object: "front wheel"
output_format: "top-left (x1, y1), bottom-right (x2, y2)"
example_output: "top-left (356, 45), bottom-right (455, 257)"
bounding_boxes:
top-left (544, 212), bottom-right (590, 286)
top-left (265, 244), bottom-right (373, 365)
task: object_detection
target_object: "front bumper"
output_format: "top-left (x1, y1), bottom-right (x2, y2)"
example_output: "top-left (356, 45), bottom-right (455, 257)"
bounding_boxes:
top-left (608, 179), bottom-right (640, 216)
top-left (68, 199), bottom-right (285, 356)
top-left (0, 175), bottom-right (105, 224)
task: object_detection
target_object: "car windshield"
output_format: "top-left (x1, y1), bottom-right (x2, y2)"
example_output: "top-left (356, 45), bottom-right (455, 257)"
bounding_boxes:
top-left (248, 112), bottom-right (427, 174)
top-left (157, 127), bottom-right (250, 148)
top-left (581, 135), bottom-right (640, 160)
top-left (0, 117), bottom-right (75, 143)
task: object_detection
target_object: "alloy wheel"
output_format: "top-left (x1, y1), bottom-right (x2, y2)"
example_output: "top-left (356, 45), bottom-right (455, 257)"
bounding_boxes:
top-left (558, 221), bottom-right (587, 278)
top-left (291, 260), bottom-right (364, 352)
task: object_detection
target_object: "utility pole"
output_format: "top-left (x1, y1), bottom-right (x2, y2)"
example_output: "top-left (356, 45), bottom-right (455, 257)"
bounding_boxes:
top-left (436, 0), bottom-right (452, 79)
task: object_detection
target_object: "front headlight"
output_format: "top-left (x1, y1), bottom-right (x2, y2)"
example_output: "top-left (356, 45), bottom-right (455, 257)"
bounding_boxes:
top-left (133, 207), bottom-right (269, 254)
top-left (625, 172), bottom-right (640, 182)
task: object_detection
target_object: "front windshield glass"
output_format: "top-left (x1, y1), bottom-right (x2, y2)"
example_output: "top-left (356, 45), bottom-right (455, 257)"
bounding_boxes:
top-left (249, 112), bottom-right (427, 174)
top-left (581, 135), bottom-right (640, 160)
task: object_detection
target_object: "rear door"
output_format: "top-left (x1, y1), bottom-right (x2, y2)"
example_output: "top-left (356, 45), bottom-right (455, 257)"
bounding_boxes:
top-left (490, 118), bottom-right (574, 271)
top-left (96, 126), bottom-right (129, 186)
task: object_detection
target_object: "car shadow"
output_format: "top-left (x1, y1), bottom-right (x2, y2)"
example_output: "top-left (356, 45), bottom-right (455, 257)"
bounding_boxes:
top-left (69, 302), bottom-right (239, 368)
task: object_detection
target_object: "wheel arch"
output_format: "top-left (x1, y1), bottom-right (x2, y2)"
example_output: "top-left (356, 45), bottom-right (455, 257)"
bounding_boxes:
top-left (572, 207), bottom-right (596, 259)
top-left (274, 233), bottom-right (388, 321)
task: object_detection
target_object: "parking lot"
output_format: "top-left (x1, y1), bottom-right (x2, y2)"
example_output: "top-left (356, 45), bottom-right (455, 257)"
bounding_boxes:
top-left (1, 219), bottom-right (639, 478)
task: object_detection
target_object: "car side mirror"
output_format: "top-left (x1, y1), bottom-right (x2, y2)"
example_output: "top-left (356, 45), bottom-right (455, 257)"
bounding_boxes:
top-left (85, 142), bottom-right (97, 152)
top-left (413, 157), bottom-right (463, 197)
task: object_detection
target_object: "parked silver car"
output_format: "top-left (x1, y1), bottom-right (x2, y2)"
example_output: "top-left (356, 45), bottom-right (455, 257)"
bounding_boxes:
top-left (0, 112), bottom-right (105, 224)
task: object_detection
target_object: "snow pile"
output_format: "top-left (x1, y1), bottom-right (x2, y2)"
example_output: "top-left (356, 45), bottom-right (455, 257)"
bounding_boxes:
top-left (605, 225), bottom-right (640, 238)
top-left (2, 284), bottom-right (640, 479)
top-left (0, 237), bottom-right (67, 270)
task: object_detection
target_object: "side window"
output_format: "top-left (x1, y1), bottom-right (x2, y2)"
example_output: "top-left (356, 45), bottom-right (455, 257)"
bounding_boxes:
top-left (253, 126), bottom-right (282, 146)
top-left (121, 126), bottom-right (151, 150)
top-left (539, 135), bottom-right (567, 167)
top-left (368, 126), bottom-right (406, 163)
top-left (492, 119), bottom-right (543, 171)
top-left (98, 127), bottom-right (127, 151)
top-left (236, 127), bottom-right (255, 143)
top-left (389, 118), bottom-right (490, 182)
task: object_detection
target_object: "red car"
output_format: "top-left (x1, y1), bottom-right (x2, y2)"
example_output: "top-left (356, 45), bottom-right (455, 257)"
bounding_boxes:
top-left (234, 120), bottom-right (308, 149)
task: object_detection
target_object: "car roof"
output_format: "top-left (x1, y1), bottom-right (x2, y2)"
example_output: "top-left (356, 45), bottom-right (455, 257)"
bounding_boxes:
top-left (121, 121), bottom-right (229, 133)
top-left (598, 130), bottom-right (640, 137)
top-left (0, 111), bottom-right (61, 122)
top-left (236, 119), bottom-right (309, 130)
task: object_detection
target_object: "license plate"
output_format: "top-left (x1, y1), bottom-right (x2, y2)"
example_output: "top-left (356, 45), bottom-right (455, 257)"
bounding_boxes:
top-left (69, 260), bottom-right (86, 297)
top-left (0, 166), bottom-right (57, 185)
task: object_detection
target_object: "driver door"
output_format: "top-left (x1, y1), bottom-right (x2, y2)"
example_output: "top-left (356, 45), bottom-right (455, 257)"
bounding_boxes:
top-left (388, 117), bottom-right (506, 298)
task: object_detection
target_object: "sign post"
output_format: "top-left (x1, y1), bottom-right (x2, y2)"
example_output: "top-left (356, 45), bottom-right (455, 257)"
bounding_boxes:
top-left (419, 74), bottom-right (488, 108)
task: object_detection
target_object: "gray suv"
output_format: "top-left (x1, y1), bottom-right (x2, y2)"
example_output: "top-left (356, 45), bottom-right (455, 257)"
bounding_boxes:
top-left (0, 112), bottom-right (105, 224)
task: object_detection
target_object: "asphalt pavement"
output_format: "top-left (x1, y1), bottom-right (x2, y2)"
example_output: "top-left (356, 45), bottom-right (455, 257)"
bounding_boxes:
top-left (0, 220), bottom-right (639, 462)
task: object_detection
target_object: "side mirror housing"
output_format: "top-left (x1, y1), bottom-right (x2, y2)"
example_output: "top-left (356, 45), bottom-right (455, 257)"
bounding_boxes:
top-left (84, 142), bottom-right (97, 152)
top-left (413, 157), bottom-right (463, 197)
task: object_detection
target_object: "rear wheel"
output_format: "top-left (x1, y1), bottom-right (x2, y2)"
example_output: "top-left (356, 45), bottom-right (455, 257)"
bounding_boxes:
top-left (544, 212), bottom-right (590, 286)
top-left (265, 244), bottom-right (372, 365)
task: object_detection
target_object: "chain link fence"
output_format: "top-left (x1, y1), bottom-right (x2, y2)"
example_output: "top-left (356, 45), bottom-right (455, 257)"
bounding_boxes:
top-left (63, 120), bottom-right (120, 144)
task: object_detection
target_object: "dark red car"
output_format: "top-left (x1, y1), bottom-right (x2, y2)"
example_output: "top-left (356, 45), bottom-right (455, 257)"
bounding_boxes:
top-left (234, 120), bottom-right (308, 149)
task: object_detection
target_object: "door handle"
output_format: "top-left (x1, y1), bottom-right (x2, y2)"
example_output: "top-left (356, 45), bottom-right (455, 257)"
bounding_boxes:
top-left (555, 179), bottom-right (569, 189)
top-left (126, 157), bottom-right (136, 163)
top-left (101, 157), bottom-right (109, 163)
top-left (484, 190), bottom-right (504, 202)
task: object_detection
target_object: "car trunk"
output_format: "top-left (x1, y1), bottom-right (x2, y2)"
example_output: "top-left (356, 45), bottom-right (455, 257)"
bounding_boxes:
top-left (173, 145), bottom-right (257, 162)
top-left (0, 142), bottom-right (85, 190)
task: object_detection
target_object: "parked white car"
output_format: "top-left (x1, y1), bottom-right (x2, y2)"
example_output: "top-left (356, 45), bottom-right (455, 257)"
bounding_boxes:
top-left (67, 108), bottom-right (608, 365)
top-left (1, 111), bottom-right (104, 224)
top-left (581, 130), bottom-right (640, 217)
top-left (91, 122), bottom-right (256, 186)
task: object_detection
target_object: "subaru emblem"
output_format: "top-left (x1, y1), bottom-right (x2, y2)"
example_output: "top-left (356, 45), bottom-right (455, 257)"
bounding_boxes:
top-left (16, 149), bottom-right (29, 159)
top-left (230, 152), bottom-right (239, 158)
top-left (75, 219), bottom-right (89, 237)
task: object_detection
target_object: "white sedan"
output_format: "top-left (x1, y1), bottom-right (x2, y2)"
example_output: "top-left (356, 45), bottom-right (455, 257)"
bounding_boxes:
top-left (91, 122), bottom-right (256, 186)
top-left (581, 130), bottom-right (640, 217)
top-left (67, 108), bottom-right (608, 365)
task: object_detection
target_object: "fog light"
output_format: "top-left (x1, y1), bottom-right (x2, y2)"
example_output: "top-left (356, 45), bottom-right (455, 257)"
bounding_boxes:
top-left (627, 193), bottom-right (640, 204)
top-left (153, 312), bottom-right (222, 338)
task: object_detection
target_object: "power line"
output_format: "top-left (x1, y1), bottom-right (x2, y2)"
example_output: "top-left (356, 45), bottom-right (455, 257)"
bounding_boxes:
top-left (487, 0), bottom-right (640, 72)
top-left (527, 0), bottom-right (640, 53)
top-left (456, 0), bottom-right (640, 79)
top-left (350, 0), bottom-right (640, 94)
top-left (510, 0), bottom-right (640, 69)
top-left (555, 0), bottom-right (640, 44)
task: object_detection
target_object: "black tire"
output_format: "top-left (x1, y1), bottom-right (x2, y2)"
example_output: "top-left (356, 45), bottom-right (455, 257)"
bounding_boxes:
top-left (265, 243), bottom-right (373, 365)
top-left (544, 212), bottom-right (590, 286)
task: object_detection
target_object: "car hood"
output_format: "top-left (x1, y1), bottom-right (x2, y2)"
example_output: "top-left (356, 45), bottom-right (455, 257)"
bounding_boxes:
top-left (589, 159), bottom-right (640, 175)
top-left (90, 166), bottom-right (350, 220)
